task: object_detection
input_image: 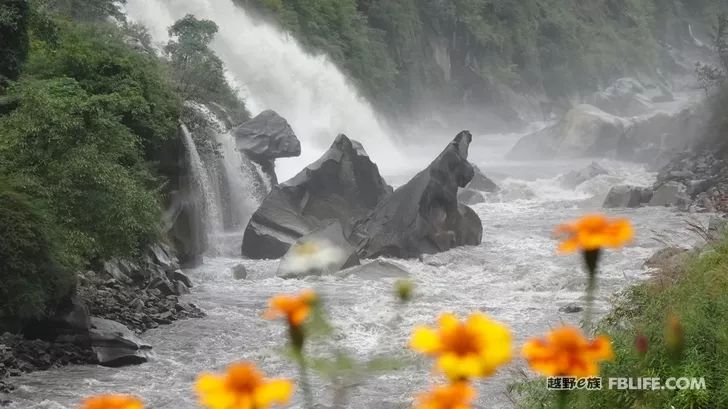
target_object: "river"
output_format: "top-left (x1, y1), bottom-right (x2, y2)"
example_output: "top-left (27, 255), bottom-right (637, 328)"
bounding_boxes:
top-left (3, 130), bottom-right (712, 409)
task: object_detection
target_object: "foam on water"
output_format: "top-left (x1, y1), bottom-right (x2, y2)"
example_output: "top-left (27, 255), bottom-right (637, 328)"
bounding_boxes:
top-left (4, 130), bottom-right (715, 408)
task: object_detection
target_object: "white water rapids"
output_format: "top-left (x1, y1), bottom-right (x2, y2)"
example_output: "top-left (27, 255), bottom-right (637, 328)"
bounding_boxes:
top-left (4, 130), bottom-right (713, 409)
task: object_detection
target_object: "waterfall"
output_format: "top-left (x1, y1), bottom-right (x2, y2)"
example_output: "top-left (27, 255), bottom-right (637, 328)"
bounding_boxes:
top-left (179, 124), bottom-right (224, 254)
top-left (184, 102), bottom-right (268, 235)
top-left (123, 0), bottom-right (405, 181)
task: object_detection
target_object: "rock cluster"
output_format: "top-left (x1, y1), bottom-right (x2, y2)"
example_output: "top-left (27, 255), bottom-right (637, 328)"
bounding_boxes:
top-left (603, 152), bottom-right (728, 212)
top-left (1, 243), bottom-right (203, 393)
top-left (242, 130), bottom-right (485, 264)
top-left (0, 333), bottom-right (96, 393)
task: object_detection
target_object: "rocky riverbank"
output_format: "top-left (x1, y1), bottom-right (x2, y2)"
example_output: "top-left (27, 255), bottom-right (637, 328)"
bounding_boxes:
top-left (0, 244), bottom-right (204, 395)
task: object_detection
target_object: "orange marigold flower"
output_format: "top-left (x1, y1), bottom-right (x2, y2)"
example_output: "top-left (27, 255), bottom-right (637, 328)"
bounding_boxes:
top-left (195, 362), bottom-right (294, 409)
top-left (77, 395), bottom-right (143, 409)
top-left (555, 214), bottom-right (634, 253)
top-left (262, 289), bottom-right (317, 326)
top-left (522, 326), bottom-right (614, 377)
top-left (414, 382), bottom-right (476, 409)
top-left (410, 312), bottom-right (512, 381)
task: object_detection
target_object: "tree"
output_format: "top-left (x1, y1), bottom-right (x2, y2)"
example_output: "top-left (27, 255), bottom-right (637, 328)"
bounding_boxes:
top-left (0, 0), bottom-right (30, 88)
top-left (165, 14), bottom-right (246, 117)
top-left (696, 13), bottom-right (728, 94)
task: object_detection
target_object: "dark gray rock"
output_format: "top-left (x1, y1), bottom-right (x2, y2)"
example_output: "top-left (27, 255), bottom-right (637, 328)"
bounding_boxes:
top-left (234, 110), bottom-right (301, 160)
top-left (242, 134), bottom-right (392, 259)
top-left (349, 131), bottom-right (483, 258)
top-left (336, 259), bottom-right (410, 280)
top-left (232, 264), bottom-right (248, 280)
top-left (277, 221), bottom-right (360, 278)
top-left (89, 317), bottom-right (151, 367)
top-left (559, 304), bottom-right (583, 314)
top-left (648, 181), bottom-right (689, 207)
top-left (467, 165), bottom-right (499, 193)
top-left (167, 270), bottom-right (193, 288)
top-left (457, 188), bottom-right (486, 205)
top-left (558, 162), bottom-right (609, 188)
top-left (603, 185), bottom-right (652, 208)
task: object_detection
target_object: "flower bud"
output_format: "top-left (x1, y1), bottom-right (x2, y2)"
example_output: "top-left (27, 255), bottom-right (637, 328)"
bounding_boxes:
top-left (395, 279), bottom-right (414, 302)
top-left (635, 332), bottom-right (648, 356)
top-left (665, 315), bottom-right (684, 361)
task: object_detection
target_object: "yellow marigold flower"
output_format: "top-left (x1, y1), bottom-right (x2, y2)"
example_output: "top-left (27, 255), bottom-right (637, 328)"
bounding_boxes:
top-left (414, 382), bottom-right (476, 409)
top-left (410, 312), bottom-right (512, 381)
top-left (195, 362), bottom-right (294, 409)
top-left (262, 289), bottom-right (317, 326)
top-left (522, 326), bottom-right (614, 377)
top-left (77, 395), bottom-right (143, 409)
top-left (555, 214), bottom-right (634, 253)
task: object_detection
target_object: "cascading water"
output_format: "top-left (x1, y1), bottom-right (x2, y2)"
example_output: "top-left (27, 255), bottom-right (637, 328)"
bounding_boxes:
top-left (124, 0), bottom-right (405, 181)
top-left (179, 124), bottom-right (224, 254)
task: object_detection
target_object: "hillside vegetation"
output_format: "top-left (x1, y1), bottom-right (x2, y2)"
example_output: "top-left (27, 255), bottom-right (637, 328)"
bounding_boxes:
top-left (244, 0), bottom-right (726, 119)
top-left (0, 0), bottom-right (243, 327)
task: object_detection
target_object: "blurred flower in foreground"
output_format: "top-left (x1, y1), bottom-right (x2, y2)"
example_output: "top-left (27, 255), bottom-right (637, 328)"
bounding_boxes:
top-left (395, 279), bottom-right (415, 302)
top-left (263, 289), bottom-right (317, 352)
top-left (635, 331), bottom-right (649, 356)
top-left (414, 382), bottom-right (476, 409)
top-left (77, 395), bottom-right (143, 409)
top-left (522, 326), bottom-right (613, 377)
top-left (555, 214), bottom-right (633, 253)
top-left (263, 289), bottom-right (317, 327)
top-left (196, 362), bottom-right (293, 409)
top-left (665, 314), bottom-right (685, 361)
top-left (278, 239), bottom-right (347, 277)
top-left (410, 312), bottom-right (512, 381)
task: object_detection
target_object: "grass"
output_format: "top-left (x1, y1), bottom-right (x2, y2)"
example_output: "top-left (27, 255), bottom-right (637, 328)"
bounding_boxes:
top-left (512, 234), bottom-right (728, 408)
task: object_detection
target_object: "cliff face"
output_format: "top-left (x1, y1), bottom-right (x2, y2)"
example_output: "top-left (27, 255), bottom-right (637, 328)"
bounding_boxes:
top-left (242, 0), bottom-right (725, 131)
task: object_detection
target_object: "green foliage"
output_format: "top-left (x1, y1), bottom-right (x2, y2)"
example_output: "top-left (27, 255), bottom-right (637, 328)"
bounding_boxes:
top-left (249, 0), bottom-right (725, 110)
top-left (0, 77), bottom-right (163, 264)
top-left (165, 14), bottom-right (248, 121)
top-left (39, 0), bottom-right (127, 22)
top-left (0, 177), bottom-right (74, 326)
top-left (514, 237), bottom-right (728, 408)
top-left (0, 0), bottom-right (30, 87)
top-left (0, 9), bottom-right (183, 268)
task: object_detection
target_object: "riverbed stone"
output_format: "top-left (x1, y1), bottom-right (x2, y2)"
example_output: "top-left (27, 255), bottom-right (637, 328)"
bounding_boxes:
top-left (89, 317), bottom-right (151, 367)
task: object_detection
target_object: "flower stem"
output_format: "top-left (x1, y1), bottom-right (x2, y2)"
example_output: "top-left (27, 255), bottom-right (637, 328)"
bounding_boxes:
top-left (582, 250), bottom-right (600, 333)
top-left (296, 352), bottom-right (314, 409)
top-left (556, 390), bottom-right (569, 409)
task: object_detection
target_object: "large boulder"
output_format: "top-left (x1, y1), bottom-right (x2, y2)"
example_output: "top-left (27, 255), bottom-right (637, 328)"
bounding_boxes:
top-left (277, 221), bottom-right (360, 278)
top-left (234, 110), bottom-right (302, 184)
top-left (89, 317), bottom-right (151, 367)
top-left (589, 78), bottom-right (653, 117)
top-left (349, 131), bottom-right (483, 259)
top-left (558, 162), bottom-right (609, 188)
top-left (649, 181), bottom-right (690, 208)
top-left (603, 185), bottom-right (652, 208)
top-left (242, 134), bottom-right (393, 259)
top-left (507, 105), bottom-right (628, 160)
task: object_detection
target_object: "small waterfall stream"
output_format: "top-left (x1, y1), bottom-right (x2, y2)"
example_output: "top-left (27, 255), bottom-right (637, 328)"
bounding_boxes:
top-left (179, 124), bottom-right (224, 254)
top-left (181, 102), bottom-right (271, 256)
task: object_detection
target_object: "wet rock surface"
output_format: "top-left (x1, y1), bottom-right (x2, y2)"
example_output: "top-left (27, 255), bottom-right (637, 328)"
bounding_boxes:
top-left (349, 131), bottom-right (483, 258)
top-left (0, 244), bottom-right (203, 394)
top-left (242, 134), bottom-right (392, 259)
top-left (558, 162), bottom-right (609, 188)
